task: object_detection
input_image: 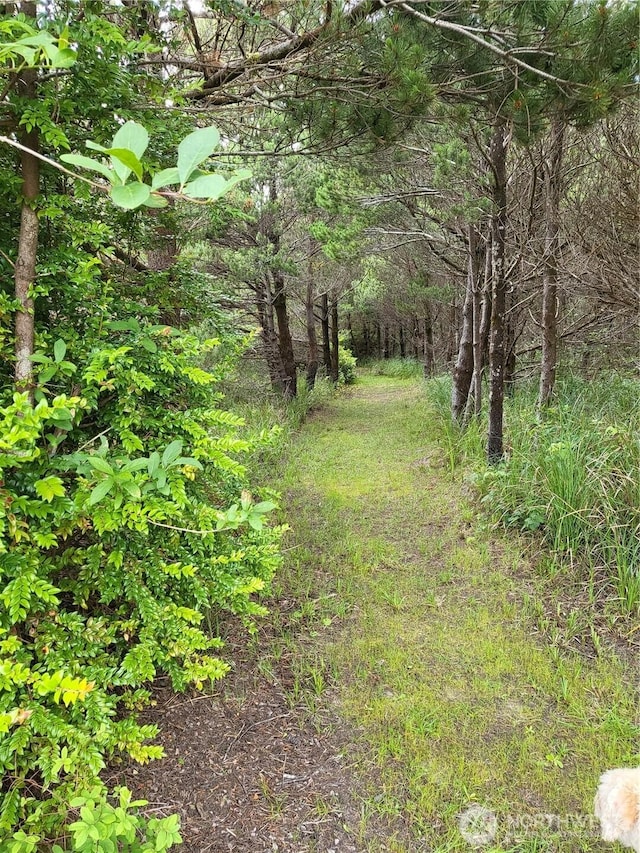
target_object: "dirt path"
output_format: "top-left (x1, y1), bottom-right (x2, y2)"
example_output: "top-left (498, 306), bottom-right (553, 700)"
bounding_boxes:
top-left (118, 376), bottom-right (636, 852)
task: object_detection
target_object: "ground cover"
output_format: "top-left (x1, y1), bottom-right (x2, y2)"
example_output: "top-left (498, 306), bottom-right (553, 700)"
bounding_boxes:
top-left (120, 373), bottom-right (638, 852)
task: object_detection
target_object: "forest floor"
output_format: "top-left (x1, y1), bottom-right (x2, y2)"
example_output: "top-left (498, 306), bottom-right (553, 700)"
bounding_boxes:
top-left (116, 374), bottom-right (638, 853)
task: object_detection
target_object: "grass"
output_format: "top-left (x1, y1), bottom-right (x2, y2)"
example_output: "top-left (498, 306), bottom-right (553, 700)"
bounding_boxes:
top-left (364, 357), bottom-right (426, 380)
top-left (424, 373), bottom-right (640, 614)
top-left (263, 372), bottom-right (638, 852)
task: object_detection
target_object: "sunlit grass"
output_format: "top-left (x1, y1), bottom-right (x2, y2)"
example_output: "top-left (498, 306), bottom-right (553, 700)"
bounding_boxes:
top-left (265, 374), bottom-right (638, 852)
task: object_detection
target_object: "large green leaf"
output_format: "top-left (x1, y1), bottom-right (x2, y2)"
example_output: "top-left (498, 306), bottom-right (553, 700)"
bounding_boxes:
top-left (142, 193), bottom-right (169, 209)
top-left (60, 153), bottom-right (115, 183)
top-left (177, 126), bottom-right (220, 186)
top-left (53, 339), bottom-right (66, 363)
top-left (110, 122), bottom-right (149, 183)
top-left (151, 167), bottom-right (180, 190)
top-left (48, 47), bottom-right (76, 68)
top-left (110, 183), bottom-right (151, 210)
top-left (87, 479), bottom-right (114, 506)
top-left (182, 173), bottom-right (227, 200)
top-left (162, 440), bottom-right (183, 467)
top-left (104, 148), bottom-right (143, 181)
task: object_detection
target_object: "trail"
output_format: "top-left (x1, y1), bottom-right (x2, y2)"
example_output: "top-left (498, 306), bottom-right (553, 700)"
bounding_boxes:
top-left (120, 375), bottom-right (636, 853)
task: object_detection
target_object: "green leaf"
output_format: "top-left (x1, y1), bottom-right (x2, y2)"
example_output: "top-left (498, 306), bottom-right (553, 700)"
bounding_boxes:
top-left (141, 337), bottom-right (158, 352)
top-left (106, 319), bottom-right (140, 332)
top-left (104, 147), bottom-right (144, 181)
top-left (182, 173), bottom-right (227, 200)
top-left (162, 440), bottom-right (183, 467)
top-left (38, 365), bottom-right (57, 383)
top-left (110, 121), bottom-right (149, 183)
top-left (87, 456), bottom-right (114, 475)
top-left (60, 153), bottom-right (115, 183)
top-left (148, 451), bottom-right (160, 476)
top-left (34, 476), bottom-right (66, 502)
top-left (122, 458), bottom-right (149, 473)
top-left (48, 46), bottom-right (76, 68)
top-left (53, 339), bottom-right (66, 363)
top-left (122, 481), bottom-right (141, 500)
top-left (177, 126), bottom-right (220, 186)
top-left (87, 478), bottom-right (114, 506)
top-left (143, 193), bottom-right (169, 208)
top-left (151, 167), bottom-right (180, 190)
top-left (110, 183), bottom-right (151, 210)
top-left (253, 500), bottom-right (277, 514)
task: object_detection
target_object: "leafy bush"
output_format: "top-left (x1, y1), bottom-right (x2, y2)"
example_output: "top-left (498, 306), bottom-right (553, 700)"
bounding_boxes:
top-left (338, 346), bottom-right (357, 385)
top-left (0, 323), bottom-right (283, 844)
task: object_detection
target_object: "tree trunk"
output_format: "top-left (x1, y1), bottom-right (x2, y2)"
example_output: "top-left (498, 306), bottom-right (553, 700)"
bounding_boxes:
top-left (375, 317), bottom-right (382, 358)
top-left (423, 303), bottom-right (434, 377)
top-left (305, 261), bottom-right (318, 390)
top-left (487, 119), bottom-right (509, 463)
top-left (363, 321), bottom-right (370, 358)
top-left (452, 225), bottom-right (479, 423)
top-left (538, 116), bottom-right (565, 409)
top-left (330, 293), bottom-right (339, 383)
top-left (383, 324), bottom-right (390, 359)
top-left (321, 291), bottom-right (331, 373)
top-left (467, 232), bottom-right (491, 418)
top-left (446, 300), bottom-right (457, 364)
top-left (256, 279), bottom-right (288, 395)
top-left (272, 274), bottom-right (297, 399)
top-left (399, 323), bottom-right (406, 358)
top-left (263, 180), bottom-right (296, 398)
top-left (14, 3), bottom-right (39, 400)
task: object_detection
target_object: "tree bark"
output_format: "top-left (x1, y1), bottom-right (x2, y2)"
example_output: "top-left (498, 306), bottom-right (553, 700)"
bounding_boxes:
top-left (305, 253), bottom-right (319, 389)
top-left (330, 293), bottom-right (339, 383)
top-left (538, 115), bottom-right (565, 409)
top-left (272, 274), bottom-right (297, 399)
top-left (487, 119), bottom-right (509, 463)
top-left (423, 304), bottom-right (434, 377)
top-left (263, 180), bottom-right (296, 398)
top-left (320, 291), bottom-right (331, 373)
top-left (14, 2), bottom-right (39, 400)
top-left (467, 231), bottom-right (492, 418)
top-left (452, 225), bottom-right (479, 423)
top-left (255, 278), bottom-right (288, 395)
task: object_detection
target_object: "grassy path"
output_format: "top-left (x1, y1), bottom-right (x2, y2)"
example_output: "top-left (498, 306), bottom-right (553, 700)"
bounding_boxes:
top-left (274, 374), bottom-right (637, 852)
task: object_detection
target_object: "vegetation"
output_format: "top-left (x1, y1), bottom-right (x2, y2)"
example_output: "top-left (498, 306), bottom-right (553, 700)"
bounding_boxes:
top-left (426, 374), bottom-right (640, 612)
top-left (270, 374), bottom-right (637, 852)
top-left (0, 0), bottom-right (637, 849)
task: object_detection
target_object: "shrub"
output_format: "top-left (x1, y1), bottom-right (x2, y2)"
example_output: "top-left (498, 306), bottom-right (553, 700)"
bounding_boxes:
top-left (338, 346), bottom-right (357, 385)
top-left (0, 323), bottom-right (283, 844)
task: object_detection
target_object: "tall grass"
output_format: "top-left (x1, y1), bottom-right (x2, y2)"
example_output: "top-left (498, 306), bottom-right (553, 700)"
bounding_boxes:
top-left (366, 357), bottom-right (425, 379)
top-left (221, 359), bottom-right (336, 467)
top-left (424, 374), bottom-right (640, 612)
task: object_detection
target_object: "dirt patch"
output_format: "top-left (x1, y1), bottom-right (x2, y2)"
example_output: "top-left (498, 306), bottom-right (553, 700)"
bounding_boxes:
top-left (109, 622), bottom-right (405, 853)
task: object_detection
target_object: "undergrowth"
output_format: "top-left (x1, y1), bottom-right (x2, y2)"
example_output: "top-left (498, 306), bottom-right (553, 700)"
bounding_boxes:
top-left (425, 373), bottom-right (640, 613)
top-left (365, 358), bottom-right (425, 380)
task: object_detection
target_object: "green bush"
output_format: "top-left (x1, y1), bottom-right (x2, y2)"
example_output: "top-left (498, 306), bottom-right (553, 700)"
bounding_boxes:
top-left (338, 346), bottom-right (357, 385)
top-left (0, 324), bottom-right (283, 844)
